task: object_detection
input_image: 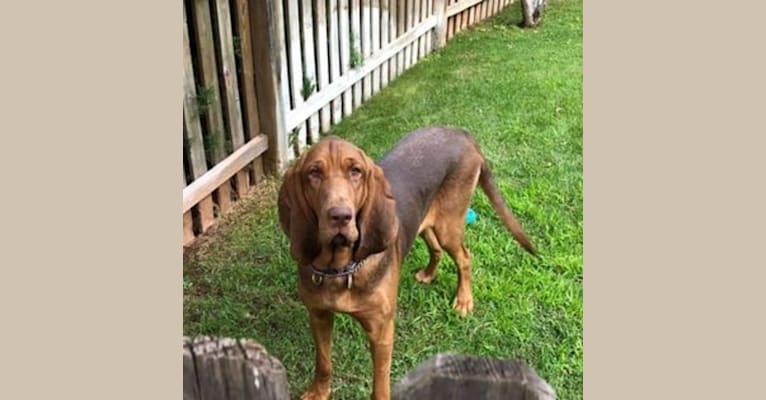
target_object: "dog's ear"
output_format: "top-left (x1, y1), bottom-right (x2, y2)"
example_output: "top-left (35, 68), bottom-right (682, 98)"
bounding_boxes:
top-left (354, 163), bottom-right (398, 260)
top-left (278, 158), bottom-right (320, 265)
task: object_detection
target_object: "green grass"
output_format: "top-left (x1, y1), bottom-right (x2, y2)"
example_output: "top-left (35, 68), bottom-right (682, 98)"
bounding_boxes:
top-left (183, 1), bottom-right (582, 398)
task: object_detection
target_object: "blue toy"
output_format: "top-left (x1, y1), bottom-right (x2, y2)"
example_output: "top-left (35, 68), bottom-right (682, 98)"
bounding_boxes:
top-left (466, 208), bottom-right (477, 224)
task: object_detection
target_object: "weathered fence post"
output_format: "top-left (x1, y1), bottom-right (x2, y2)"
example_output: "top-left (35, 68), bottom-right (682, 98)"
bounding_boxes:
top-left (392, 353), bottom-right (557, 400)
top-left (183, 336), bottom-right (290, 400)
top-left (433, 0), bottom-right (449, 49)
top-left (248, 0), bottom-right (289, 174)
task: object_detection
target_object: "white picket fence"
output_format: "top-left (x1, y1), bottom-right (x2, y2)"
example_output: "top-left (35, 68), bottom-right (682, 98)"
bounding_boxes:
top-left (272, 0), bottom-right (516, 163)
top-left (182, 0), bottom-right (515, 245)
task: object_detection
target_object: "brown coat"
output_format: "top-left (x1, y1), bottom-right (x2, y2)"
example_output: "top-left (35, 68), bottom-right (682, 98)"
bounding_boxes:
top-left (278, 127), bottom-right (535, 400)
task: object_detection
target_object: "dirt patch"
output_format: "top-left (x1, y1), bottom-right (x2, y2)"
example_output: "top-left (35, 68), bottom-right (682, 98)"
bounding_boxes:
top-left (183, 176), bottom-right (282, 260)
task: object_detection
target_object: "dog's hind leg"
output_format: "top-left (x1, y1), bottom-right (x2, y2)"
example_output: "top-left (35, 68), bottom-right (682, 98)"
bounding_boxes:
top-left (433, 169), bottom-right (480, 317)
top-left (435, 223), bottom-right (474, 317)
top-left (415, 227), bottom-right (442, 284)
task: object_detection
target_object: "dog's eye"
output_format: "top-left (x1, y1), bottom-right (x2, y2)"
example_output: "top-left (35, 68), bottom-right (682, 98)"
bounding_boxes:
top-left (308, 167), bottom-right (323, 179)
top-left (349, 166), bottom-right (363, 178)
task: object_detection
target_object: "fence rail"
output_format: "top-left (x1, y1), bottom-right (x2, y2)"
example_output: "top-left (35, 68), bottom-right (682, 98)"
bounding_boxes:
top-left (182, 0), bottom-right (515, 246)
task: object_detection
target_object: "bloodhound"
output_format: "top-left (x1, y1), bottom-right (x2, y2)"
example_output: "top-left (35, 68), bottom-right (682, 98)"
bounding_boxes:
top-left (277, 127), bottom-right (536, 399)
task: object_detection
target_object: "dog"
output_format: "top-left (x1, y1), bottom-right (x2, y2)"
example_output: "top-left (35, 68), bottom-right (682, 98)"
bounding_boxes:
top-left (277, 127), bottom-right (536, 399)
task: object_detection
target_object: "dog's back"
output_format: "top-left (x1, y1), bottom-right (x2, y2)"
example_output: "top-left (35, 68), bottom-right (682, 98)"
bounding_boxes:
top-left (378, 127), bottom-right (535, 257)
top-left (378, 127), bottom-right (483, 255)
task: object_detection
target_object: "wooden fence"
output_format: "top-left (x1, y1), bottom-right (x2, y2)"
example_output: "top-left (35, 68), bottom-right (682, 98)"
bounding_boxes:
top-left (183, 336), bottom-right (556, 400)
top-left (182, 0), bottom-right (516, 246)
top-left (183, 336), bottom-right (290, 400)
top-left (183, 0), bottom-right (271, 246)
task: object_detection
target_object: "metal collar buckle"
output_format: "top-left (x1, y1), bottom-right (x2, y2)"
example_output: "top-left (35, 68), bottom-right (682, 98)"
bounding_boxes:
top-left (310, 258), bottom-right (366, 289)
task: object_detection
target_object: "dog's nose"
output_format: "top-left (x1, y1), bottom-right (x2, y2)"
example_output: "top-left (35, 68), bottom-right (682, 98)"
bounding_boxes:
top-left (328, 206), bottom-right (353, 226)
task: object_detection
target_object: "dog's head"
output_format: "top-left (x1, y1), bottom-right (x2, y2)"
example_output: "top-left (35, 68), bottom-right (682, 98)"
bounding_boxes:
top-left (278, 137), bottom-right (398, 267)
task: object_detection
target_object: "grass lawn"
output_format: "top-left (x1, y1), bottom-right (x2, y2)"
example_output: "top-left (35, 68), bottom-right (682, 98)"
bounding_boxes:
top-left (183, 0), bottom-right (582, 398)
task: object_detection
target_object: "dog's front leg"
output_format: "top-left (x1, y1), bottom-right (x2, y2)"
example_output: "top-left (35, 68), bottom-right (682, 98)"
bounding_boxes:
top-left (355, 311), bottom-right (395, 400)
top-left (302, 309), bottom-right (335, 400)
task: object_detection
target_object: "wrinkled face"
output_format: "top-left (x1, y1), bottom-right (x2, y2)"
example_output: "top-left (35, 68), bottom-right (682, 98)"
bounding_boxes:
top-left (299, 138), bottom-right (370, 251)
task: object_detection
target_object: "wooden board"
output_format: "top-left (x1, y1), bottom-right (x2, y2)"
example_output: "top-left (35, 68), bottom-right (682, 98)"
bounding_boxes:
top-left (315, 0), bottom-right (331, 132)
top-left (192, 337), bottom-right (227, 400)
top-left (183, 210), bottom-right (195, 246)
top-left (423, 0), bottom-right (430, 55)
top-left (183, 9), bottom-right (208, 180)
top-left (417, 0), bottom-right (426, 61)
top-left (371, 1), bottom-right (381, 95)
top-left (251, 156), bottom-right (264, 187)
top-left (409, 0), bottom-right (417, 65)
top-left (191, 0), bottom-right (227, 164)
top-left (329, 0), bottom-right (342, 124)
top-left (301, 0), bottom-right (320, 144)
top-left (214, 0), bottom-right (245, 150)
top-left (447, 0), bottom-right (485, 17)
top-left (454, 1), bottom-right (461, 35)
top-left (351, 0), bottom-right (363, 109)
top-left (455, 5), bottom-right (461, 34)
top-left (412, 0), bottom-right (420, 66)
top-left (401, 0), bottom-right (410, 69)
top-left (392, 353), bottom-right (557, 400)
top-left (198, 196), bottom-right (216, 232)
top-left (362, 0), bottom-right (372, 100)
top-left (447, 0), bottom-right (454, 40)
top-left (339, 0), bottom-right (353, 117)
top-left (380, 1), bottom-right (389, 87)
top-left (184, 8), bottom-right (215, 240)
top-left (285, 0), bottom-right (306, 153)
top-left (230, 0), bottom-right (261, 203)
top-left (183, 336), bottom-right (290, 400)
top-left (212, 0), bottom-right (242, 216)
top-left (249, 0), bottom-right (288, 172)
top-left (478, 3), bottom-right (483, 24)
top-left (433, 0), bottom-right (448, 49)
top-left (217, 182), bottom-right (233, 213)
top-left (191, 0), bottom-right (233, 214)
top-left (235, 167), bottom-right (249, 199)
top-left (183, 171), bottom-right (196, 246)
top-left (465, 4), bottom-right (472, 28)
top-left (388, 0), bottom-right (398, 81)
top-left (182, 339), bottom-right (200, 399)
top-left (400, 0), bottom-right (406, 73)
top-left (183, 134), bottom-right (269, 213)
top-left (234, 0), bottom-right (261, 141)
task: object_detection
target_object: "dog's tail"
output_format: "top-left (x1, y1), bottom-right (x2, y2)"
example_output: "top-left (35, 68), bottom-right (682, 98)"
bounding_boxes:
top-left (478, 161), bottom-right (538, 256)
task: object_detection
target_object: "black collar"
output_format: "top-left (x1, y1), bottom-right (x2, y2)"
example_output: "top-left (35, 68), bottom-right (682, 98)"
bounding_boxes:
top-left (310, 258), bottom-right (367, 288)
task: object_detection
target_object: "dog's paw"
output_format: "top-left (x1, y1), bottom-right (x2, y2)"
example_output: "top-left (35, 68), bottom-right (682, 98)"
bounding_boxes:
top-left (300, 382), bottom-right (331, 400)
top-left (300, 390), bottom-right (330, 400)
top-left (415, 269), bottom-right (436, 284)
top-left (452, 296), bottom-right (474, 317)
